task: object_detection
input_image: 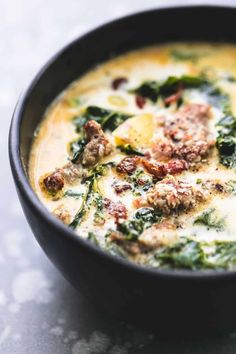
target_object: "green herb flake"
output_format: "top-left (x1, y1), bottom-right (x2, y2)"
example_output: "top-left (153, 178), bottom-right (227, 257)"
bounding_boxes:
top-left (93, 193), bottom-right (105, 225)
top-left (64, 190), bottom-right (83, 199)
top-left (127, 168), bottom-right (154, 193)
top-left (227, 180), bottom-right (236, 194)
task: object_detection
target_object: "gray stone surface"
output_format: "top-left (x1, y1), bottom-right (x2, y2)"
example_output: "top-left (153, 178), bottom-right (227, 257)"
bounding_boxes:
top-left (2, 0), bottom-right (236, 353)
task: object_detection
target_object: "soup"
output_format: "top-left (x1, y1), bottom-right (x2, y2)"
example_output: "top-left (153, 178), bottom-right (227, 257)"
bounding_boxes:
top-left (29, 43), bottom-right (236, 270)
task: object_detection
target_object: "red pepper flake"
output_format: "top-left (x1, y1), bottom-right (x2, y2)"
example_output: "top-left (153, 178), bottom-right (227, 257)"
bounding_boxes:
top-left (111, 77), bottom-right (128, 90)
top-left (103, 198), bottom-right (127, 223)
top-left (135, 95), bottom-right (146, 109)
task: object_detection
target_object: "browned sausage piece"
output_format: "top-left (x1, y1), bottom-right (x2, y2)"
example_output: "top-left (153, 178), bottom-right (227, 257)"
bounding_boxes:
top-left (153, 103), bottom-right (215, 163)
top-left (147, 177), bottom-right (206, 215)
top-left (82, 120), bottom-right (113, 167)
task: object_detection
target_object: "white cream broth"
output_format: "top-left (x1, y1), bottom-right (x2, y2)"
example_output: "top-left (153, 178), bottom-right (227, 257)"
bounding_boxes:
top-left (29, 43), bottom-right (236, 269)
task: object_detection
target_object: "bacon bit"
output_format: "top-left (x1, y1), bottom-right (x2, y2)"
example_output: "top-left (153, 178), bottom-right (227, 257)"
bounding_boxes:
top-left (111, 77), bottom-right (128, 90)
top-left (103, 198), bottom-right (127, 223)
top-left (113, 183), bottom-right (132, 194)
top-left (142, 158), bottom-right (188, 179)
top-left (215, 183), bottom-right (224, 193)
top-left (142, 159), bottom-right (167, 178)
top-left (164, 84), bottom-right (183, 106)
top-left (135, 95), bottom-right (146, 109)
top-left (116, 156), bottom-right (140, 175)
top-left (43, 173), bottom-right (64, 195)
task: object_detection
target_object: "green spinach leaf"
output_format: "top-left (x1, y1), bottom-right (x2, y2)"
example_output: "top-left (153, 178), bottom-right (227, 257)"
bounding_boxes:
top-left (118, 144), bottom-right (145, 156)
top-left (70, 138), bottom-right (87, 163)
top-left (149, 238), bottom-right (236, 270)
top-left (194, 208), bottom-right (225, 231)
top-left (216, 115), bottom-right (236, 168)
top-left (73, 106), bottom-right (131, 133)
top-left (117, 208), bottom-right (162, 241)
top-left (132, 75), bottom-right (207, 102)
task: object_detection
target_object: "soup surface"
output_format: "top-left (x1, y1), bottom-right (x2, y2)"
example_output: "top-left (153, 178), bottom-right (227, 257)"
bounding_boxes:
top-left (29, 43), bottom-right (236, 270)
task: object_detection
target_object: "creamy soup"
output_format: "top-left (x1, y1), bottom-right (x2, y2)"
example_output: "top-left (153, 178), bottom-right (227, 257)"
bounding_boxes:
top-left (29, 43), bottom-right (236, 270)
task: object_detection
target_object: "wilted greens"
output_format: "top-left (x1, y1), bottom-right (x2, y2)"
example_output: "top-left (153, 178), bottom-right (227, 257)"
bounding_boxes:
top-left (132, 75), bottom-right (208, 102)
top-left (117, 208), bottom-right (162, 241)
top-left (216, 115), bottom-right (236, 168)
top-left (147, 238), bottom-right (236, 270)
top-left (194, 208), bottom-right (225, 231)
top-left (73, 106), bottom-right (131, 132)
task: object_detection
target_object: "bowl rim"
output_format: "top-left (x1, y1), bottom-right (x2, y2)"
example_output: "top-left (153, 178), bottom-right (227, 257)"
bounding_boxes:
top-left (9, 4), bottom-right (236, 281)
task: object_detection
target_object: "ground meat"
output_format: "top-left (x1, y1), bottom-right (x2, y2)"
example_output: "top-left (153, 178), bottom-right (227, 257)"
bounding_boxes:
top-left (103, 198), bottom-right (127, 223)
top-left (43, 173), bottom-right (64, 195)
top-left (42, 163), bottom-right (86, 195)
top-left (52, 205), bottom-right (70, 224)
top-left (146, 176), bottom-right (207, 215)
top-left (142, 158), bottom-right (188, 178)
top-left (138, 220), bottom-right (178, 249)
top-left (116, 156), bottom-right (139, 175)
top-left (113, 182), bottom-right (132, 194)
top-left (59, 162), bottom-right (86, 183)
top-left (109, 231), bottom-right (143, 255)
top-left (152, 103), bottom-right (214, 163)
top-left (164, 103), bottom-right (210, 142)
top-left (82, 120), bottom-right (113, 167)
top-left (166, 159), bottom-right (189, 174)
top-left (110, 221), bottom-right (178, 255)
top-left (142, 159), bottom-right (167, 178)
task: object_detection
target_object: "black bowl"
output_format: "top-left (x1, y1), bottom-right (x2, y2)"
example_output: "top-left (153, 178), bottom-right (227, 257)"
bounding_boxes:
top-left (9, 5), bottom-right (236, 338)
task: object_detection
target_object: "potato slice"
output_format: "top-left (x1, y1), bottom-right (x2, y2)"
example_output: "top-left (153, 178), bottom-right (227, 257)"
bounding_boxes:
top-left (113, 113), bottom-right (155, 148)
